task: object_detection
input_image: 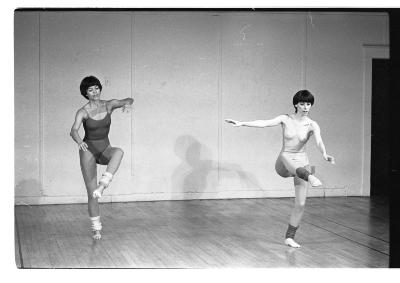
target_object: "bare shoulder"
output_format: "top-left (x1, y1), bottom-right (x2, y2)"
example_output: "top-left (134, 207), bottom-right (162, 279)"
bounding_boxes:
top-left (76, 106), bottom-right (88, 119)
top-left (278, 114), bottom-right (290, 123)
top-left (309, 119), bottom-right (320, 130)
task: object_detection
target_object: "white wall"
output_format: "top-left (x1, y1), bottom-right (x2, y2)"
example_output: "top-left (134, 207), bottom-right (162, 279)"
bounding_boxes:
top-left (305, 13), bottom-right (389, 195)
top-left (14, 11), bottom-right (389, 205)
top-left (15, 12), bottom-right (41, 199)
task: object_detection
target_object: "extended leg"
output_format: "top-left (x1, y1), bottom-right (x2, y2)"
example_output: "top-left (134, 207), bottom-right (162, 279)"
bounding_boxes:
top-left (93, 147), bottom-right (124, 199)
top-left (285, 176), bottom-right (308, 248)
top-left (79, 150), bottom-right (102, 240)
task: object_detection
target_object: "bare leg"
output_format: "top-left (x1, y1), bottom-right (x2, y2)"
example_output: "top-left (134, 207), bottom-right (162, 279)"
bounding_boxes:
top-left (285, 176), bottom-right (308, 248)
top-left (93, 147), bottom-right (124, 198)
top-left (290, 176), bottom-right (308, 226)
top-left (79, 150), bottom-right (102, 239)
top-left (104, 147), bottom-right (124, 175)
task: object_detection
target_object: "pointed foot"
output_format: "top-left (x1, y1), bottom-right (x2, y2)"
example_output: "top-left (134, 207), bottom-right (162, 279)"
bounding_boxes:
top-left (308, 175), bottom-right (322, 187)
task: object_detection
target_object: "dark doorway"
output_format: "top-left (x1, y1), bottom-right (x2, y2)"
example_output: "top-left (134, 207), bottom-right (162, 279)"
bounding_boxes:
top-left (371, 58), bottom-right (390, 196)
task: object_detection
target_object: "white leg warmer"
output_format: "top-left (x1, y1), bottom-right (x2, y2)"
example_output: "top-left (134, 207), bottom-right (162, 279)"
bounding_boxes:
top-left (99, 172), bottom-right (113, 187)
top-left (90, 216), bottom-right (102, 231)
top-left (93, 172), bottom-right (114, 199)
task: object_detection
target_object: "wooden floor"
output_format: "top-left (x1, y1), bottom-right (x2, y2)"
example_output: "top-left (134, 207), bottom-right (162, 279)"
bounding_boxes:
top-left (14, 196), bottom-right (389, 268)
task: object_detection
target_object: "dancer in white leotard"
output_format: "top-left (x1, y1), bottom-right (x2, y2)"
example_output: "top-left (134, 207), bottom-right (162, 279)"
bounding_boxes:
top-left (225, 90), bottom-right (335, 248)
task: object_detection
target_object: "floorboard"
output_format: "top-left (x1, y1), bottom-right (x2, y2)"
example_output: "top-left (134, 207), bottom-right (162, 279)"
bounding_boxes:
top-left (14, 197), bottom-right (389, 268)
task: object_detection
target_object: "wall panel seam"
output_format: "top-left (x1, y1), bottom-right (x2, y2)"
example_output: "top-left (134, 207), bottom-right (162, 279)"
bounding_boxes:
top-left (303, 13), bottom-right (308, 89)
top-left (131, 12), bottom-right (135, 177)
top-left (217, 14), bottom-right (222, 185)
top-left (38, 12), bottom-right (44, 196)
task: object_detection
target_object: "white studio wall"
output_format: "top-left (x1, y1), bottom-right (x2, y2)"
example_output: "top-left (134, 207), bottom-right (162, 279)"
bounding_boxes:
top-left (14, 11), bottom-right (389, 205)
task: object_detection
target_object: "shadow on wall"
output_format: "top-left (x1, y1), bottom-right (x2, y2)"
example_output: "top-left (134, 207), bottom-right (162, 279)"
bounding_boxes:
top-left (15, 179), bottom-right (43, 204)
top-left (171, 135), bottom-right (261, 198)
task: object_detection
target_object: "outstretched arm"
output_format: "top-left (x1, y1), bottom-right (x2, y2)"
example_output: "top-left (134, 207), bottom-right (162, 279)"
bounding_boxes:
top-left (225, 115), bottom-right (286, 128)
top-left (70, 109), bottom-right (88, 151)
top-left (108, 98), bottom-right (134, 112)
top-left (312, 121), bottom-right (335, 164)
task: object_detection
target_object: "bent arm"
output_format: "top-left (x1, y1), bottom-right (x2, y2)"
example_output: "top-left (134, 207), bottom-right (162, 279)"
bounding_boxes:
top-left (108, 98), bottom-right (134, 111)
top-left (312, 121), bottom-right (334, 164)
top-left (311, 122), bottom-right (327, 155)
top-left (226, 115), bottom-right (286, 128)
top-left (70, 109), bottom-right (85, 145)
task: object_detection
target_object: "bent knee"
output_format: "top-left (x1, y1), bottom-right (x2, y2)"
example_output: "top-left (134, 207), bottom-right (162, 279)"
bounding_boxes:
top-left (295, 167), bottom-right (311, 181)
top-left (114, 148), bottom-right (124, 157)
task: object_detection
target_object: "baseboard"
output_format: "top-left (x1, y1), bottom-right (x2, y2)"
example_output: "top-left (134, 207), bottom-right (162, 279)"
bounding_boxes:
top-left (15, 187), bottom-right (350, 205)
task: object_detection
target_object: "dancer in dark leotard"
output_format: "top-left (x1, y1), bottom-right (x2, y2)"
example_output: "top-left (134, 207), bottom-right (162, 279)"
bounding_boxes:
top-left (70, 75), bottom-right (134, 240)
top-left (82, 110), bottom-right (112, 164)
top-left (225, 90), bottom-right (335, 248)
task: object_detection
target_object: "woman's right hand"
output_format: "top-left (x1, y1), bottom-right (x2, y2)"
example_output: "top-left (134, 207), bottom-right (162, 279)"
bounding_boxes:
top-left (78, 142), bottom-right (88, 151)
top-left (225, 119), bottom-right (243, 127)
top-left (323, 154), bottom-right (335, 164)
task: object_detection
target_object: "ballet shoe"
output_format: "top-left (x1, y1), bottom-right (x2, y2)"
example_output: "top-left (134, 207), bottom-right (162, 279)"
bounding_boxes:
top-left (90, 216), bottom-right (102, 240)
top-left (285, 238), bottom-right (301, 248)
top-left (93, 183), bottom-right (106, 199)
top-left (92, 189), bottom-right (102, 199)
top-left (308, 175), bottom-right (322, 187)
top-left (92, 230), bottom-right (101, 240)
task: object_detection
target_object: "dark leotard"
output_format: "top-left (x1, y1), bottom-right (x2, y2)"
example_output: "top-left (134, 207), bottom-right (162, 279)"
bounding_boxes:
top-left (83, 110), bottom-right (112, 165)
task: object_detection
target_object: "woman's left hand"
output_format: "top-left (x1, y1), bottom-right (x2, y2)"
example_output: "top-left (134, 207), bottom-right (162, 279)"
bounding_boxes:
top-left (323, 154), bottom-right (335, 164)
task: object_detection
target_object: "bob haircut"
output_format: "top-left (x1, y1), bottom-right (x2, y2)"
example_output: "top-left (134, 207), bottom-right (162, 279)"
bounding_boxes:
top-left (292, 90), bottom-right (314, 113)
top-left (80, 76), bottom-right (102, 100)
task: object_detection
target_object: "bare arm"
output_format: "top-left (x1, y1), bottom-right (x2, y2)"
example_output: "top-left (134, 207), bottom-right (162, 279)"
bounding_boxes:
top-left (107, 98), bottom-right (134, 112)
top-left (70, 109), bottom-right (88, 151)
top-left (312, 121), bottom-right (335, 164)
top-left (225, 115), bottom-right (286, 128)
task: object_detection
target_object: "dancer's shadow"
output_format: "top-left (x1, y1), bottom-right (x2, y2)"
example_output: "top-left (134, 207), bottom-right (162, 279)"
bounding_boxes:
top-left (170, 135), bottom-right (262, 245)
top-left (171, 135), bottom-right (261, 196)
top-left (285, 247), bottom-right (298, 266)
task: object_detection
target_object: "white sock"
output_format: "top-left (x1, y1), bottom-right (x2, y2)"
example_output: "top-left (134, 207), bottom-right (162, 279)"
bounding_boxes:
top-left (90, 216), bottom-right (102, 239)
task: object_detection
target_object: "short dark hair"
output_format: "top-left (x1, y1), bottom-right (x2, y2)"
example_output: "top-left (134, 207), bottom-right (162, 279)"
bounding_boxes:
top-left (292, 90), bottom-right (314, 113)
top-left (79, 76), bottom-right (102, 100)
